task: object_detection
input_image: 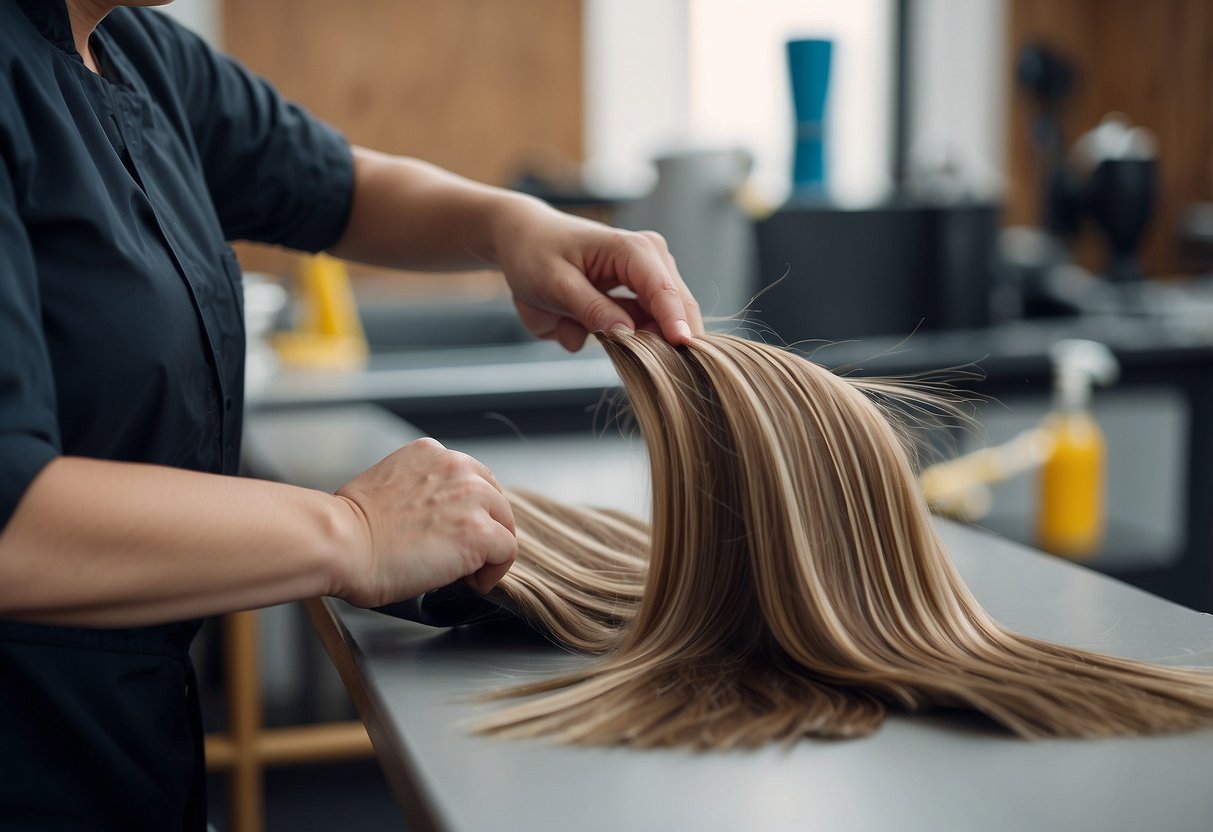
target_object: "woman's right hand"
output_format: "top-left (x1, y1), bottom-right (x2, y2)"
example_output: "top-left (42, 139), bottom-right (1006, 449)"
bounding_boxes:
top-left (331, 438), bottom-right (517, 607)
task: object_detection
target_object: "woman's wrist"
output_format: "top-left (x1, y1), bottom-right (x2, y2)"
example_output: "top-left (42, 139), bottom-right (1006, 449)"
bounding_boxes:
top-left (317, 491), bottom-right (373, 601)
top-left (473, 189), bottom-right (552, 267)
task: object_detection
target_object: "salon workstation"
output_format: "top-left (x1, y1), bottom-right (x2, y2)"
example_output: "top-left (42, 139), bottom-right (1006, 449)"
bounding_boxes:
top-left (4, 1), bottom-right (1213, 831)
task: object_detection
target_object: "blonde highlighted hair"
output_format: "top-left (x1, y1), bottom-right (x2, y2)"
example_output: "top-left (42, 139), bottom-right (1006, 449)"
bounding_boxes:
top-left (477, 331), bottom-right (1213, 748)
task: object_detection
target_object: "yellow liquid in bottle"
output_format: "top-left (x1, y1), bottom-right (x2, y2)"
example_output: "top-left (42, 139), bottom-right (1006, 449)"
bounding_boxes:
top-left (1036, 411), bottom-right (1105, 559)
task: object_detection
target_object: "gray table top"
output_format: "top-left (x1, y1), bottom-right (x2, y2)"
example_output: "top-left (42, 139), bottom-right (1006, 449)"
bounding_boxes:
top-left (248, 340), bottom-right (619, 411)
top-left (265, 408), bottom-right (1213, 832)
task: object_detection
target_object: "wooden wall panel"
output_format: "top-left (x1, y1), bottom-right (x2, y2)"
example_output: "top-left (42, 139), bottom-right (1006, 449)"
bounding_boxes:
top-left (221, 0), bottom-right (584, 282)
top-left (1005, 0), bottom-right (1213, 278)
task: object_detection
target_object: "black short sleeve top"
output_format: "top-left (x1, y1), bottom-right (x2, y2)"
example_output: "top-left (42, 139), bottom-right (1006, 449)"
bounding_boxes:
top-left (0, 2), bottom-right (355, 828)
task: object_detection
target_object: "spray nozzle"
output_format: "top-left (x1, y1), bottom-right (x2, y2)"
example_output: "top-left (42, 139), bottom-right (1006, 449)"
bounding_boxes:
top-left (1049, 339), bottom-right (1119, 411)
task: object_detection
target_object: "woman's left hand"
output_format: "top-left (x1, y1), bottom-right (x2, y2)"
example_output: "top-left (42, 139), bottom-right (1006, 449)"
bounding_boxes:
top-left (489, 198), bottom-right (704, 351)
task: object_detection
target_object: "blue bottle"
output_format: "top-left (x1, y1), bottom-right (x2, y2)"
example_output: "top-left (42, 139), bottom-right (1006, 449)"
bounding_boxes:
top-left (787, 39), bottom-right (832, 199)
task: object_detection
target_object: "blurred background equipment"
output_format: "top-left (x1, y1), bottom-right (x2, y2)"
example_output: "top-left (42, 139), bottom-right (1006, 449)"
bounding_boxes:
top-left (1074, 115), bottom-right (1158, 288)
top-left (1014, 52), bottom-right (1161, 315)
top-left (919, 426), bottom-right (1053, 523)
top-left (753, 199), bottom-right (999, 341)
top-left (1015, 42), bottom-right (1079, 239)
top-left (616, 148), bottom-right (756, 321)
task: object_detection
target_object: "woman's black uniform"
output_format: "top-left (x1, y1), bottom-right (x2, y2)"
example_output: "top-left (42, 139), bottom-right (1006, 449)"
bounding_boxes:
top-left (0, 1), bottom-right (354, 827)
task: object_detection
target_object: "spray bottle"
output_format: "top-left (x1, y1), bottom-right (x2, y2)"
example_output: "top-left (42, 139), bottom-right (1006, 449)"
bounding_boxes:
top-left (1035, 339), bottom-right (1119, 558)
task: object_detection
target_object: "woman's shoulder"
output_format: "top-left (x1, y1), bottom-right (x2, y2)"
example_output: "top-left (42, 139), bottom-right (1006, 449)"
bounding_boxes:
top-left (0, 4), bottom-right (68, 173)
top-left (0, 1), bottom-right (61, 70)
top-left (100, 6), bottom-right (213, 71)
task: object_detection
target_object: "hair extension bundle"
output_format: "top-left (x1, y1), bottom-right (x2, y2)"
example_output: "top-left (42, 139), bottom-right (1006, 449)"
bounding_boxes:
top-left (478, 331), bottom-right (1213, 748)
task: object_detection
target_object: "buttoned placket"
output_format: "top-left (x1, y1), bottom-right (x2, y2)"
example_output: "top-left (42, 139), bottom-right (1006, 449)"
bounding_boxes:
top-left (97, 65), bottom-right (242, 471)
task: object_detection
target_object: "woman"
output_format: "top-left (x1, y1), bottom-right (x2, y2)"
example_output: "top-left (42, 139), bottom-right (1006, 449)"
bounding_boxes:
top-left (0, 0), bottom-right (703, 827)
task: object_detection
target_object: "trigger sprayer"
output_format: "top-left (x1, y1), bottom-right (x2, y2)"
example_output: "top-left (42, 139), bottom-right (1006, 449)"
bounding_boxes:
top-left (1036, 339), bottom-right (1119, 558)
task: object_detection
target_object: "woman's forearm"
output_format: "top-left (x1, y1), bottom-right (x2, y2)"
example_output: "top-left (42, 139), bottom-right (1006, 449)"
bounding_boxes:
top-left (328, 145), bottom-right (704, 351)
top-left (328, 145), bottom-right (538, 271)
top-left (0, 457), bottom-right (355, 627)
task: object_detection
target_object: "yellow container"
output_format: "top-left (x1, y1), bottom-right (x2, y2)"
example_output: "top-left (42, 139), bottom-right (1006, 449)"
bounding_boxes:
top-left (273, 254), bottom-right (368, 371)
top-left (1036, 410), bottom-right (1105, 559)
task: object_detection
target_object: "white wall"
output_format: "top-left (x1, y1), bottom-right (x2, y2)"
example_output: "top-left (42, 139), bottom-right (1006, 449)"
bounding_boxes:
top-left (909, 0), bottom-right (1007, 196)
top-left (156, 0), bottom-right (220, 46)
top-left (582, 0), bottom-right (690, 195)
